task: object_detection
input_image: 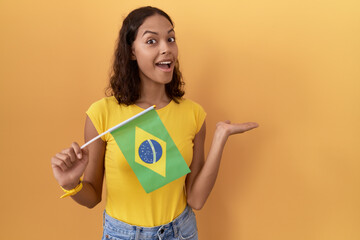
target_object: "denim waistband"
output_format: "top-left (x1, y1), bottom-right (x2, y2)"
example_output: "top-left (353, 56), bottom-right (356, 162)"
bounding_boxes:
top-left (103, 205), bottom-right (193, 239)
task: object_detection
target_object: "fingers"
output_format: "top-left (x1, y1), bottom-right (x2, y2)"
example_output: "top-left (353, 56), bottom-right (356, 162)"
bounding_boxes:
top-left (55, 152), bottom-right (73, 168)
top-left (234, 122), bottom-right (259, 134)
top-left (51, 142), bottom-right (82, 172)
top-left (51, 155), bottom-right (69, 172)
top-left (51, 152), bottom-right (75, 172)
top-left (240, 122), bottom-right (259, 132)
top-left (71, 142), bottom-right (82, 159)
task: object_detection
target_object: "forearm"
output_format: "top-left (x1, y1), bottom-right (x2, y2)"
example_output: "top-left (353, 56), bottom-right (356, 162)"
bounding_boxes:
top-left (187, 130), bottom-right (228, 210)
top-left (186, 120), bottom-right (258, 210)
top-left (68, 181), bottom-right (102, 208)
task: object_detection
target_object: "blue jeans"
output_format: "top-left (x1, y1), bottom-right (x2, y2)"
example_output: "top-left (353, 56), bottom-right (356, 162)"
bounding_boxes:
top-left (102, 206), bottom-right (198, 240)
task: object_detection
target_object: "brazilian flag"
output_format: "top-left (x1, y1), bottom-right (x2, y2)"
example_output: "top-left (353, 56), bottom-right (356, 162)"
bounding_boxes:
top-left (110, 109), bottom-right (191, 193)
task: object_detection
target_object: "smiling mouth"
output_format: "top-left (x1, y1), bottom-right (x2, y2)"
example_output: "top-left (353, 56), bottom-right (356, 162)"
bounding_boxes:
top-left (155, 61), bottom-right (172, 69)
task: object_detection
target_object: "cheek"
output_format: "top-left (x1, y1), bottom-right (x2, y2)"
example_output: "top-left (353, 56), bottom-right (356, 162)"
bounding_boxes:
top-left (135, 52), bottom-right (154, 69)
top-left (172, 45), bottom-right (179, 58)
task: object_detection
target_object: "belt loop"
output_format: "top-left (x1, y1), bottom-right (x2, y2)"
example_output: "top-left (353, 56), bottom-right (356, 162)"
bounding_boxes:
top-left (172, 222), bottom-right (179, 238)
top-left (135, 227), bottom-right (141, 240)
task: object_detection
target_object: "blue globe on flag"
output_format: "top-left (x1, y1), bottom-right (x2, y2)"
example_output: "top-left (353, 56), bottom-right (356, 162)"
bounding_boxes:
top-left (138, 139), bottom-right (163, 164)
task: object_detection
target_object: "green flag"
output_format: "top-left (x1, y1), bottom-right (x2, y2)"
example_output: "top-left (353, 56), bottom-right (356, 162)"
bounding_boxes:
top-left (110, 109), bottom-right (191, 193)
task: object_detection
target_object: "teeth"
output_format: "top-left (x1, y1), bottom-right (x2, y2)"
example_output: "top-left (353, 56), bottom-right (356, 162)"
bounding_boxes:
top-left (158, 61), bottom-right (171, 65)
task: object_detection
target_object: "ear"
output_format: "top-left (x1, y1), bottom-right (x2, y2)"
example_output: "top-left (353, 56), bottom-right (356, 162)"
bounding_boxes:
top-left (131, 47), bottom-right (136, 60)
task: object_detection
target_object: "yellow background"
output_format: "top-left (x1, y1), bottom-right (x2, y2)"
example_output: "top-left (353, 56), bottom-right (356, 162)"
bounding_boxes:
top-left (0, 0), bottom-right (359, 239)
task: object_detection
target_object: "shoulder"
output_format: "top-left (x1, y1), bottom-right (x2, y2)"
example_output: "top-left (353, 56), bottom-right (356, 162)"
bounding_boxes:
top-left (85, 96), bottom-right (123, 138)
top-left (88, 96), bottom-right (118, 109)
top-left (173, 98), bottom-right (207, 133)
top-left (87, 96), bottom-right (120, 114)
top-left (175, 98), bottom-right (206, 113)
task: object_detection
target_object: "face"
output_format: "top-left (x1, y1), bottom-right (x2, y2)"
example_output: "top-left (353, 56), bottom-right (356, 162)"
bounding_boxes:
top-left (131, 14), bottom-right (178, 86)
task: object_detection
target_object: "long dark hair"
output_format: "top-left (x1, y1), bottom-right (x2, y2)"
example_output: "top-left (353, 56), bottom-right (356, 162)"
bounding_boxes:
top-left (106, 6), bottom-right (185, 105)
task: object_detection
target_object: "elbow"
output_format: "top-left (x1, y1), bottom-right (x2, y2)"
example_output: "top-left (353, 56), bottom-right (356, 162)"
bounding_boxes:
top-left (84, 196), bottom-right (102, 209)
top-left (86, 203), bottom-right (98, 209)
top-left (188, 201), bottom-right (204, 211)
top-left (187, 197), bottom-right (205, 211)
top-left (191, 204), bottom-right (204, 211)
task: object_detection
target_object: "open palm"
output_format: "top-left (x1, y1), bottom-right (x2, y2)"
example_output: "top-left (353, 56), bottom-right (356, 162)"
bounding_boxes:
top-left (216, 120), bottom-right (259, 136)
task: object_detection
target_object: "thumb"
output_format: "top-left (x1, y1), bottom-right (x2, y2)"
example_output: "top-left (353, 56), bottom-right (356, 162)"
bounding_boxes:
top-left (71, 142), bottom-right (83, 159)
top-left (82, 147), bottom-right (89, 157)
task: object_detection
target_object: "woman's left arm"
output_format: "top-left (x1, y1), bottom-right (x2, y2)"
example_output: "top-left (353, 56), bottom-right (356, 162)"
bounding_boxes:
top-left (186, 120), bottom-right (259, 210)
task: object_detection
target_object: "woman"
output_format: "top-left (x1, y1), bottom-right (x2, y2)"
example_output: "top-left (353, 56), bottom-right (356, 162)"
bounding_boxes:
top-left (51, 6), bottom-right (258, 240)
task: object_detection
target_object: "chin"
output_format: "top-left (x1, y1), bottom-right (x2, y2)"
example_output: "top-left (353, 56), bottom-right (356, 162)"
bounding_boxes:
top-left (164, 78), bottom-right (173, 84)
top-left (156, 76), bottom-right (173, 85)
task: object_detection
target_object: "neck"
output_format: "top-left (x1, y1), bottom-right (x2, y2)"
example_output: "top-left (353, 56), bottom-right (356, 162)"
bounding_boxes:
top-left (136, 81), bottom-right (171, 109)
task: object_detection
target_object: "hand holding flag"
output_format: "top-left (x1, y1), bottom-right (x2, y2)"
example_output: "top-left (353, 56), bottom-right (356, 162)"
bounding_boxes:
top-left (51, 106), bottom-right (155, 191)
top-left (51, 142), bottom-right (89, 190)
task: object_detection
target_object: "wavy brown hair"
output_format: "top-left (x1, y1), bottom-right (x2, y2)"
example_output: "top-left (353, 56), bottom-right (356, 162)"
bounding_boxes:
top-left (105, 6), bottom-right (185, 105)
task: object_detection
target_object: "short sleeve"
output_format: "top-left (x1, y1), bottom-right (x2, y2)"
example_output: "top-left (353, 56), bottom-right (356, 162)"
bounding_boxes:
top-left (194, 103), bottom-right (207, 134)
top-left (86, 98), bottom-right (108, 141)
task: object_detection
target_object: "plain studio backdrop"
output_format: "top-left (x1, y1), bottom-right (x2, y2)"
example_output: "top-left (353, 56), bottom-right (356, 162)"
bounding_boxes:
top-left (0, 0), bottom-right (359, 239)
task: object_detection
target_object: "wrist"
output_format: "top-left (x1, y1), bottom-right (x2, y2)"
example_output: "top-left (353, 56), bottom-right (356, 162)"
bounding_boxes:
top-left (214, 126), bottom-right (230, 141)
top-left (61, 179), bottom-right (81, 191)
top-left (60, 179), bottom-right (83, 198)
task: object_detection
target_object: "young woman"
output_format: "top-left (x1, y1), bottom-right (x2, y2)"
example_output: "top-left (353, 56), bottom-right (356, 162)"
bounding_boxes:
top-left (51, 6), bottom-right (258, 240)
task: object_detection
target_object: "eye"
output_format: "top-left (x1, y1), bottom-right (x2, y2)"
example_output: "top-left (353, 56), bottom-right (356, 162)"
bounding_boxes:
top-left (168, 37), bottom-right (176, 43)
top-left (146, 39), bottom-right (157, 44)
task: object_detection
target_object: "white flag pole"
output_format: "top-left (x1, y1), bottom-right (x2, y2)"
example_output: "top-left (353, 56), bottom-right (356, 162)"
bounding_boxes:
top-left (81, 105), bottom-right (156, 149)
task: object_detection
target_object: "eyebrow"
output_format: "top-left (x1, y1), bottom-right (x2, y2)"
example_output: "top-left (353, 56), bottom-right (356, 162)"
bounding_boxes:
top-left (142, 29), bottom-right (175, 37)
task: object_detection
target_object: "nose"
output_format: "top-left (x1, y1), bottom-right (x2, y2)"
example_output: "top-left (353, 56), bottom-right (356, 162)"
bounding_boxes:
top-left (160, 41), bottom-right (170, 55)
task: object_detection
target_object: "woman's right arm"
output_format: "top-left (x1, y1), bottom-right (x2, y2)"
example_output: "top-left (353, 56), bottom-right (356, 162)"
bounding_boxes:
top-left (51, 116), bottom-right (106, 208)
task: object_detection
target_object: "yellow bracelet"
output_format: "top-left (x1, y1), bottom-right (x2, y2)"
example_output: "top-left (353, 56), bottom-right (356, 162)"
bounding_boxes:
top-left (60, 180), bottom-right (83, 199)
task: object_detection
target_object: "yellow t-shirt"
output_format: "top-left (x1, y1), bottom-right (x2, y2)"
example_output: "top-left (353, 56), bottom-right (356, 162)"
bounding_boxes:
top-left (86, 96), bottom-right (206, 227)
